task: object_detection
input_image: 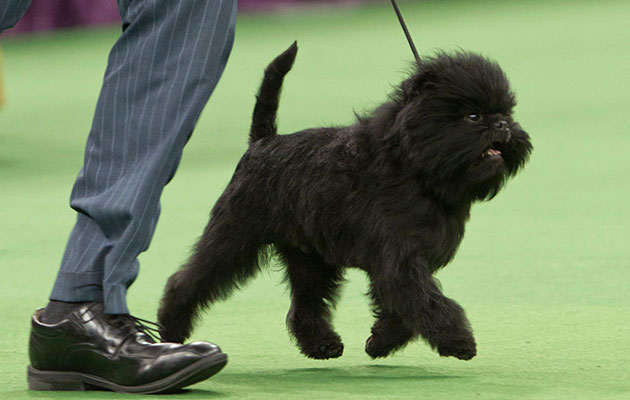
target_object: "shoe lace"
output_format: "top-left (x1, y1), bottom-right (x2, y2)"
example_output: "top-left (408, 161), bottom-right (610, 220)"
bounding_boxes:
top-left (130, 315), bottom-right (164, 343)
top-left (110, 314), bottom-right (164, 343)
top-left (78, 303), bottom-right (164, 343)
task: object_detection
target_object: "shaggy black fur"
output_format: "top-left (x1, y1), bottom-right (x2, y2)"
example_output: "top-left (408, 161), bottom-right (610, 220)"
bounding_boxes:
top-left (158, 41), bottom-right (532, 361)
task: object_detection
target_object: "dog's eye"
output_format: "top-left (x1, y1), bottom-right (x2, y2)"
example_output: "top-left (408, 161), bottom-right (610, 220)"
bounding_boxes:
top-left (466, 114), bottom-right (482, 122)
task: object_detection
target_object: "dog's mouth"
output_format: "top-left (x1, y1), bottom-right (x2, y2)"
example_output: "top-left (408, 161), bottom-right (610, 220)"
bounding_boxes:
top-left (480, 143), bottom-right (503, 161)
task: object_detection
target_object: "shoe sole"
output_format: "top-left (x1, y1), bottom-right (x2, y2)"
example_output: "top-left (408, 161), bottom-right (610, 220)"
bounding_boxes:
top-left (27, 352), bottom-right (227, 394)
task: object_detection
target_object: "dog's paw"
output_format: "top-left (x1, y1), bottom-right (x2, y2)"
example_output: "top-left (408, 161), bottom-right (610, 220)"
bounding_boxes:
top-left (365, 335), bottom-right (395, 359)
top-left (300, 336), bottom-right (344, 360)
top-left (159, 325), bottom-right (187, 344)
top-left (437, 335), bottom-right (477, 360)
top-left (157, 304), bottom-right (193, 344)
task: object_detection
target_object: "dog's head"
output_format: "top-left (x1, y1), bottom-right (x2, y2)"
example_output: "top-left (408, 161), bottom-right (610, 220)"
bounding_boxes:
top-left (372, 51), bottom-right (532, 203)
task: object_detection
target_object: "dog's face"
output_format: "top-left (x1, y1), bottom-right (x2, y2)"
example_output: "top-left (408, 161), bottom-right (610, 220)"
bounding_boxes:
top-left (388, 52), bottom-right (532, 203)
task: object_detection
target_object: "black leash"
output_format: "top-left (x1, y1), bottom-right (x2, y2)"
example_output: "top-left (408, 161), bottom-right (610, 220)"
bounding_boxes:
top-left (390, 0), bottom-right (421, 64)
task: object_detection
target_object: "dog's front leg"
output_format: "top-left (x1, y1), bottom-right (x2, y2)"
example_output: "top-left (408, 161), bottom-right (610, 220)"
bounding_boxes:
top-left (368, 262), bottom-right (476, 360)
top-left (364, 306), bottom-right (415, 358)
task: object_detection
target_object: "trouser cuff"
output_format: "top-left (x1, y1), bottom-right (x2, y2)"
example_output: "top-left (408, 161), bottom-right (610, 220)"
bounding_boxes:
top-left (49, 270), bottom-right (104, 303)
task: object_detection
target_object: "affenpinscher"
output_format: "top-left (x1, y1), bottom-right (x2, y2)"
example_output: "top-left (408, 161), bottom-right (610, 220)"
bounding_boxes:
top-left (158, 42), bottom-right (532, 361)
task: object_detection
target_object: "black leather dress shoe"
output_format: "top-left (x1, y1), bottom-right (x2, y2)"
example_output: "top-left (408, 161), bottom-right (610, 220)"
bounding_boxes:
top-left (28, 302), bottom-right (227, 394)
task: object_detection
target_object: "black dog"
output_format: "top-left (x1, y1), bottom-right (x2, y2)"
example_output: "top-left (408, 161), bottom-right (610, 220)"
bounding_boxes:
top-left (158, 42), bottom-right (532, 361)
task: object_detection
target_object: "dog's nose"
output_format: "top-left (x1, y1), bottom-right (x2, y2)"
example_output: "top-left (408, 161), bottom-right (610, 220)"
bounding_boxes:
top-left (494, 120), bottom-right (511, 142)
top-left (494, 120), bottom-right (509, 131)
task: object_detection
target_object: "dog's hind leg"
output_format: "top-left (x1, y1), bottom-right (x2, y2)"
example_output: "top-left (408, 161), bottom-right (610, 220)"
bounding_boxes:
top-left (278, 245), bottom-right (345, 359)
top-left (158, 220), bottom-right (264, 343)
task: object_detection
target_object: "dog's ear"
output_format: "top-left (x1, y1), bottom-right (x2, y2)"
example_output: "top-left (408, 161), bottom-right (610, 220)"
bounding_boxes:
top-left (415, 69), bottom-right (437, 92)
top-left (401, 70), bottom-right (437, 100)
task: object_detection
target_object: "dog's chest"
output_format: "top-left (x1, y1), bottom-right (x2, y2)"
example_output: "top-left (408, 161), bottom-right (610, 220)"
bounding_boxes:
top-left (422, 210), bottom-right (468, 270)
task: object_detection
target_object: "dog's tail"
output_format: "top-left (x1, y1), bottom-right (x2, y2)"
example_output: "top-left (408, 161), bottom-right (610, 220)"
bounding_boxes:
top-left (249, 41), bottom-right (298, 144)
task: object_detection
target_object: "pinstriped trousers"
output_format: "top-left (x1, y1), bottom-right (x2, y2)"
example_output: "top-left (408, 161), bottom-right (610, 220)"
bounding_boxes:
top-left (1, 0), bottom-right (237, 314)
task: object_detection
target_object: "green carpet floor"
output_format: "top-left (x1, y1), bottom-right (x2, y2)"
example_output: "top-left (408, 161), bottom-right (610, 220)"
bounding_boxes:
top-left (1, 0), bottom-right (629, 398)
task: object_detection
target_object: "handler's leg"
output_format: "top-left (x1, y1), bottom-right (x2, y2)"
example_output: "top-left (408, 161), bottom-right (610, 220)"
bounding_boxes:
top-left (28, 0), bottom-right (237, 393)
top-left (0, 0), bottom-right (31, 32)
top-left (49, 0), bottom-right (237, 315)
